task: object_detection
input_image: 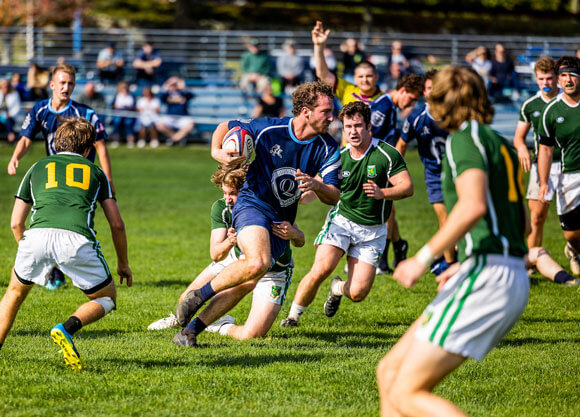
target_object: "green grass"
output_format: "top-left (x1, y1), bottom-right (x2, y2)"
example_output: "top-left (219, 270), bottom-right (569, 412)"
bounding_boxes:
top-left (0, 145), bottom-right (578, 417)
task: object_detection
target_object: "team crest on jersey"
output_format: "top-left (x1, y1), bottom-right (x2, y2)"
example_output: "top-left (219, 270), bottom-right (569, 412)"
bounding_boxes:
top-left (270, 144), bottom-right (283, 158)
top-left (272, 167), bottom-right (300, 207)
top-left (270, 285), bottom-right (282, 299)
top-left (341, 170), bottom-right (350, 178)
top-left (421, 311), bottom-right (433, 326)
top-left (533, 111), bottom-right (541, 118)
top-left (22, 113), bottom-right (31, 130)
top-left (402, 120), bottom-right (410, 134)
top-left (367, 165), bottom-right (377, 178)
top-left (371, 110), bottom-right (385, 127)
top-left (422, 126), bottom-right (431, 135)
top-left (556, 117), bottom-right (565, 123)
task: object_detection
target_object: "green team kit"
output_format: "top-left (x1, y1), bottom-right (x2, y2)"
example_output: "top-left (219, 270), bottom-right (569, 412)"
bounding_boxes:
top-left (519, 92), bottom-right (561, 162)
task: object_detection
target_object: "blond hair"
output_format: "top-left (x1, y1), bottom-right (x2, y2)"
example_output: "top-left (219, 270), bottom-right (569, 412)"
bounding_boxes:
top-left (51, 63), bottom-right (76, 79)
top-left (54, 117), bottom-right (95, 154)
top-left (534, 57), bottom-right (556, 74)
top-left (428, 65), bottom-right (494, 131)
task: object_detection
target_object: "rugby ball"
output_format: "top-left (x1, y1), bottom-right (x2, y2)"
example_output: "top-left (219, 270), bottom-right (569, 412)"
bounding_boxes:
top-left (222, 126), bottom-right (254, 164)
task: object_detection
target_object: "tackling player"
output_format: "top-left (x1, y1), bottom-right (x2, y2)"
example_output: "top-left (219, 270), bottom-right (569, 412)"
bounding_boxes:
top-left (172, 81), bottom-right (341, 347)
top-left (0, 118), bottom-right (132, 370)
top-left (378, 66), bottom-right (529, 417)
top-left (280, 101), bottom-right (413, 327)
top-left (538, 56), bottom-right (580, 275)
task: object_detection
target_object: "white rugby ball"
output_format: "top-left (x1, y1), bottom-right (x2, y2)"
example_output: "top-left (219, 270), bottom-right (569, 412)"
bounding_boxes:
top-left (222, 126), bottom-right (254, 164)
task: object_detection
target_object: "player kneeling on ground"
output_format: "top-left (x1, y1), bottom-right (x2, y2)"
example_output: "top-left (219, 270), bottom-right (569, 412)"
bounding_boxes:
top-left (378, 66), bottom-right (529, 417)
top-left (281, 101), bottom-right (413, 327)
top-left (0, 118), bottom-right (132, 370)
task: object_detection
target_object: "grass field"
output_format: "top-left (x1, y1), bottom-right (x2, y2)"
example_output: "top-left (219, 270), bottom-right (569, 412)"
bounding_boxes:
top-left (0, 145), bottom-right (578, 417)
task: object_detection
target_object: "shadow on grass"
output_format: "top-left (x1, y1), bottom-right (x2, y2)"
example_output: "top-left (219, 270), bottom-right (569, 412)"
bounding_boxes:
top-left (11, 328), bottom-right (126, 338)
top-left (138, 279), bottom-right (192, 288)
top-left (520, 316), bottom-right (579, 324)
top-left (499, 336), bottom-right (580, 347)
top-left (298, 330), bottom-right (399, 348)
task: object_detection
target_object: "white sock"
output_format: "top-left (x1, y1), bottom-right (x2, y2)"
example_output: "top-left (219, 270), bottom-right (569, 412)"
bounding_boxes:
top-left (219, 323), bottom-right (234, 336)
top-left (288, 302), bottom-right (307, 321)
top-left (331, 279), bottom-right (344, 296)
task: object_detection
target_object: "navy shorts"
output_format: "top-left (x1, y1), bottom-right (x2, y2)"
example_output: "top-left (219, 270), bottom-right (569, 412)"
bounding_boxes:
top-left (232, 199), bottom-right (289, 266)
top-left (424, 168), bottom-right (443, 204)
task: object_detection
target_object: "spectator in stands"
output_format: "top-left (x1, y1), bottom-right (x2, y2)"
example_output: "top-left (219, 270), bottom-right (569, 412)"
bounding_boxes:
top-left (0, 79), bottom-right (21, 143)
top-left (384, 62), bottom-right (403, 90)
top-left (156, 76), bottom-right (195, 146)
top-left (465, 46), bottom-right (492, 87)
top-left (136, 86), bottom-right (161, 148)
top-left (110, 81), bottom-right (136, 148)
top-left (133, 41), bottom-right (163, 86)
top-left (240, 38), bottom-right (271, 95)
top-left (252, 82), bottom-right (285, 118)
top-left (9, 73), bottom-right (28, 101)
top-left (97, 42), bottom-right (125, 83)
top-left (26, 63), bottom-right (49, 101)
top-left (340, 37), bottom-right (366, 82)
top-left (276, 39), bottom-right (304, 92)
top-left (309, 46), bottom-right (337, 75)
top-left (389, 40), bottom-right (409, 71)
top-left (78, 81), bottom-right (106, 115)
top-left (576, 47), bottom-right (580, 59)
top-left (489, 43), bottom-right (519, 100)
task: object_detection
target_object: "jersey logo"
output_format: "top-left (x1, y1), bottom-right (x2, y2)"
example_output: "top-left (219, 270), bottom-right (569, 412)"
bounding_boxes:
top-left (270, 285), bottom-right (282, 299)
top-left (342, 170), bottom-right (350, 178)
top-left (271, 167), bottom-right (300, 207)
top-left (22, 113), bottom-right (31, 130)
top-left (533, 111), bottom-right (541, 118)
top-left (270, 144), bottom-right (283, 158)
top-left (422, 126), bottom-right (431, 135)
top-left (556, 117), bottom-right (564, 123)
top-left (367, 165), bottom-right (377, 178)
top-left (371, 110), bottom-right (385, 127)
top-left (402, 120), bottom-right (410, 134)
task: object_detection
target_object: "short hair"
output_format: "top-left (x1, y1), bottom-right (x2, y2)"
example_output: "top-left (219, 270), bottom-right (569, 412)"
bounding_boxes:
top-left (395, 73), bottom-right (423, 96)
top-left (354, 60), bottom-right (377, 74)
top-left (51, 63), bottom-right (76, 79)
top-left (291, 80), bottom-right (334, 117)
top-left (54, 117), bottom-right (95, 154)
top-left (534, 57), bottom-right (556, 74)
top-left (338, 101), bottom-right (371, 126)
top-left (555, 55), bottom-right (580, 72)
top-left (428, 65), bottom-right (494, 131)
top-left (211, 165), bottom-right (247, 191)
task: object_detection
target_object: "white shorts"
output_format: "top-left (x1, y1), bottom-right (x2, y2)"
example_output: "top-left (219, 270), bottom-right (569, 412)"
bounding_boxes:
top-left (14, 228), bottom-right (112, 293)
top-left (526, 162), bottom-right (561, 202)
top-left (158, 115), bottom-right (194, 131)
top-left (556, 172), bottom-right (580, 215)
top-left (315, 212), bottom-right (386, 267)
top-left (208, 248), bottom-right (240, 275)
top-left (253, 263), bottom-right (293, 306)
top-left (415, 254), bottom-right (529, 361)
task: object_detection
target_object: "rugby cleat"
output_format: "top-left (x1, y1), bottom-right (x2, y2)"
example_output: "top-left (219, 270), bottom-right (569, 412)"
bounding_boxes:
top-left (205, 315), bottom-right (235, 334)
top-left (176, 289), bottom-right (206, 327)
top-left (564, 243), bottom-right (580, 275)
top-left (562, 278), bottom-right (580, 287)
top-left (376, 266), bottom-right (394, 275)
top-left (324, 276), bottom-right (343, 318)
top-left (280, 317), bottom-right (298, 328)
top-left (172, 328), bottom-right (198, 348)
top-left (147, 313), bottom-right (179, 330)
top-left (50, 323), bottom-right (82, 371)
top-left (393, 239), bottom-right (409, 268)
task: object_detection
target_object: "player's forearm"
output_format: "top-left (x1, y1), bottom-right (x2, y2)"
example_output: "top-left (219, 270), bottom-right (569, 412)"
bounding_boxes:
top-left (95, 141), bottom-right (115, 194)
top-left (314, 184), bottom-right (340, 205)
top-left (111, 223), bottom-right (130, 268)
top-left (314, 44), bottom-right (335, 86)
top-left (395, 138), bottom-right (407, 157)
top-left (537, 145), bottom-right (553, 186)
top-left (289, 224), bottom-right (305, 248)
top-left (11, 200), bottom-right (31, 242)
top-left (12, 137), bottom-right (32, 161)
top-left (380, 181), bottom-right (414, 200)
top-left (211, 122), bottom-right (231, 161)
top-left (210, 240), bottom-right (235, 262)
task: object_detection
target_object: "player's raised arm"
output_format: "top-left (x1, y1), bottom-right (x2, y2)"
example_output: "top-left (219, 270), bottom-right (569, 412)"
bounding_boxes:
top-left (101, 198), bottom-right (132, 286)
top-left (211, 121), bottom-right (246, 167)
top-left (312, 21), bottom-right (336, 87)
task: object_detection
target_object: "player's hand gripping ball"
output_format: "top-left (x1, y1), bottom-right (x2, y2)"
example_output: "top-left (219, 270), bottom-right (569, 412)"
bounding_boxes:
top-left (222, 126), bottom-right (254, 166)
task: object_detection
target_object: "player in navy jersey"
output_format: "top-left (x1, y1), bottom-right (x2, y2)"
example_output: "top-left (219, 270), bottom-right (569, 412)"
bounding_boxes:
top-left (173, 81), bottom-right (341, 347)
top-left (370, 74), bottom-right (423, 274)
top-left (396, 70), bottom-right (456, 274)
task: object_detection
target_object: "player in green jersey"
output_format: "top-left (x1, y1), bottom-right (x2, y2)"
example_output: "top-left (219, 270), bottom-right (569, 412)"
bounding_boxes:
top-left (281, 101), bottom-right (413, 327)
top-left (513, 57), bottom-right (562, 251)
top-left (0, 118), bottom-right (132, 370)
top-left (538, 56), bottom-right (580, 275)
top-left (378, 66), bottom-right (530, 417)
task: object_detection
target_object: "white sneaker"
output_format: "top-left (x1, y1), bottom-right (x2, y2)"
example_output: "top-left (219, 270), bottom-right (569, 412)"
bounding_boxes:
top-left (150, 139), bottom-right (160, 148)
top-left (137, 139), bottom-right (146, 148)
top-left (147, 313), bottom-right (179, 330)
top-left (565, 243), bottom-right (580, 275)
top-left (205, 315), bottom-right (235, 333)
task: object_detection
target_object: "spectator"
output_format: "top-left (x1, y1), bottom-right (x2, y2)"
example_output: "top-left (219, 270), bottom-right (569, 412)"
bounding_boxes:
top-left (240, 38), bottom-right (271, 95)
top-left (26, 63), bottom-right (49, 100)
top-left (389, 40), bottom-right (409, 70)
top-left (576, 47), bottom-right (580, 59)
top-left (110, 81), bottom-right (136, 148)
top-left (489, 43), bottom-right (519, 100)
top-left (384, 62), bottom-right (403, 90)
top-left (78, 81), bottom-right (106, 114)
top-left (133, 41), bottom-right (163, 86)
top-left (156, 76), bottom-right (195, 146)
top-left (0, 79), bottom-right (21, 143)
top-left (97, 42), bottom-right (125, 83)
top-left (340, 37), bottom-right (366, 81)
top-left (9, 73), bottom-right (28, 101)
top-left (465, 46), bottom-right (492, 86)
top-left (136, 86), bottom-right (161, 148)
top-left (276, 39), bottom-right (304, 92)
top-left (252, 83), bottom-right (285, 118)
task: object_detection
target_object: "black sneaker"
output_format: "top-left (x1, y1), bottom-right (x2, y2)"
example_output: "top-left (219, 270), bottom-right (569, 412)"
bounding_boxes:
top-left (172, 328), bottom-right (198, 348)
top-left (324, 277), bottom-right (343, 318)
top-left (393, 239), bottom-right (409, 268)
top-left (280, 317), bottom-right (298, 328)
top-left (176, 289), bottom-right (206, 327)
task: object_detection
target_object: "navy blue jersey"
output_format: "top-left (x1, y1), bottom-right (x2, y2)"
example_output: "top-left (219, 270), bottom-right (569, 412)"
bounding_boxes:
top-left (20, 99), bottom-right (107, 162)
top-left (401, 104), bottom-right (449, 172)
top-left (228, 117), bottom-right (341, 223)
top-left (370, 93), bottom-right (397, 144)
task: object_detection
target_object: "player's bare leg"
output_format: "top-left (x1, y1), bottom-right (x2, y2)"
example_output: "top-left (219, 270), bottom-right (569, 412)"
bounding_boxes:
top-left (563, 230), bottom-right (580, 275)
top-left (0, 269), bottom-right (34, 346)
top-left (197, 280), bottom-right (256, 332)
top-left (527, 247), bottom-right (579, 284)
top-left (527, 199), bottom-right (550, 248)
top-left (178, 265), bottom-right (216, 304)
top-left (227, 295), bottom-right (282, 340)
top-left (342, 257), bottom-right (376, 302)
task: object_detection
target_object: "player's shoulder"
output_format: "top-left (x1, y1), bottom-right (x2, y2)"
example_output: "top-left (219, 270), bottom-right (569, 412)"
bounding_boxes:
top-left (70, 99), bottom-right (95, 113)
top-left (373, 138), bottom-right (401, 155)
top-left (408, 103), bottom-right (427, 123)
top-left (542, 95), bottom-right (564, 118)
top-left (30, 99), bottom-right (50, 114)
top-left (371, 92), bottom-right (393, 107)
top-left (211, 198), bottom-right (227, 211)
